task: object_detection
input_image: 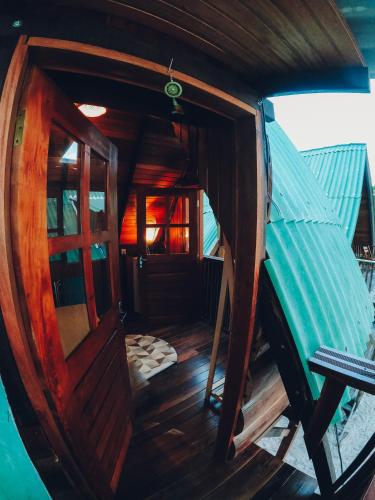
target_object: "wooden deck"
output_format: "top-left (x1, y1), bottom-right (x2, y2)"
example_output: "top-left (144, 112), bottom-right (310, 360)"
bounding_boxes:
top-left (116, 322), bottom-right (318, 499)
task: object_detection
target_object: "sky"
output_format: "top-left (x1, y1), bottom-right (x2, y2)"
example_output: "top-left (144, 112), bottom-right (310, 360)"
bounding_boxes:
top-left (270, 80), bottom-right (375, 183)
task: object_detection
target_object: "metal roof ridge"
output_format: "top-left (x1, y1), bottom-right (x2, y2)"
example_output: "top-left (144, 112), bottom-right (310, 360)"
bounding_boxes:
top-left (301, 144), bottom-right (367, 155)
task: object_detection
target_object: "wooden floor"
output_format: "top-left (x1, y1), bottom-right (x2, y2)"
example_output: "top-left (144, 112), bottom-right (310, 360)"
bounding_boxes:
top-left (116, 321), bottom-right (318, 499)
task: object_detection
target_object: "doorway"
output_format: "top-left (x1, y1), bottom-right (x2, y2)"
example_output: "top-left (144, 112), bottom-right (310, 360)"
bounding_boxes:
top-left (0, 36), bottom-right (263, 498)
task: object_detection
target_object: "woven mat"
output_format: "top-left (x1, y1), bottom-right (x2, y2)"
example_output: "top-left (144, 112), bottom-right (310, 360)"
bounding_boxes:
top-left (125, 334), bottom-right (177, 380)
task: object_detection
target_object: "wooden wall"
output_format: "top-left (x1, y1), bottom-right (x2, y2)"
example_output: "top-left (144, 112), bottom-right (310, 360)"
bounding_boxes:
top-left (197, 123), bottom-right (236, 248)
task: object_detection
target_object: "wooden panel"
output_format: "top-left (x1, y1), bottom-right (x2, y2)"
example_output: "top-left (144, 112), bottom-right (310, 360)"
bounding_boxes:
top-left (58, 0), bottom-right (364, 81)
top-left (235, 362), bottom-right (288, 436)
top-left (73, 327), bottom-right (132, 486)
top-left (139, 259), bottom-right (201, 324)
top-left (231, 364), bottom-right (289, 459)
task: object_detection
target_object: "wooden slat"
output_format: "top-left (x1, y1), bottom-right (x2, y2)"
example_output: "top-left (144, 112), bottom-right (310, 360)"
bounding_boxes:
top-left (55, 0), bottom-right (363, 77)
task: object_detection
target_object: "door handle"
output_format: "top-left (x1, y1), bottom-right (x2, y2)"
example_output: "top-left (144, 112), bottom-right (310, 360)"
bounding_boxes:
top-left (138, 255), bottom-right (147, 269)
top-left (118, 301), bottom-right (127, 326)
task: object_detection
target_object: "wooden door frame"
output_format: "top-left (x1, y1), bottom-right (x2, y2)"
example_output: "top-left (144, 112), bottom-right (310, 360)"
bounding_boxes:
top-left (0, 34), bottom-right (265, 493)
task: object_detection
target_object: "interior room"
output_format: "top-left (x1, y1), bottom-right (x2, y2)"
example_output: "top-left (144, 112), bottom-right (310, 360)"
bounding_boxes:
top-left (17, 66), bottom-right (281, 497)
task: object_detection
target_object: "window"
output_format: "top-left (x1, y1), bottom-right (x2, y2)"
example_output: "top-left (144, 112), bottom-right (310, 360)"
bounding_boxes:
top-left (91, 242), bottom-right (112, 319)
top-left (90, 150), bottom-right (107, 232)
top-left (47, 124), bottom-right (81, 238)
top-left (47, 129), bottom-right (115, 356)
top-left (145, 194), bottom-right (190, 254)
top-left (202, 192), bottom-right (219, 256)
top-left (49, 250), bottom-right (89, 358)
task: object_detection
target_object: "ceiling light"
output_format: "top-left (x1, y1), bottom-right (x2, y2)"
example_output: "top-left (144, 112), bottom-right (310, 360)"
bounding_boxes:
top-left (12, 19), bottom-right (23, 28)
top-left (78, 104), bottom-right (107, 118)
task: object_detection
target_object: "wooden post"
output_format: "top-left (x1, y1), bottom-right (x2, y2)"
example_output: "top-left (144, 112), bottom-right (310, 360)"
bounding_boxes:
top-left (276, 421), bottom-right (300, 460)
top-left (215, 113), bottom-right (266, 459)
top-left (304, 378), bottom-right (346, 458)
top-left (205, 235), bottom-right (233, 402)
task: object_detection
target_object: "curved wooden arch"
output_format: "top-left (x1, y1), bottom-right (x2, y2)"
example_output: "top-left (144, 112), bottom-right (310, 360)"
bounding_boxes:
top-left (0, 35), bottom-right (265, 494)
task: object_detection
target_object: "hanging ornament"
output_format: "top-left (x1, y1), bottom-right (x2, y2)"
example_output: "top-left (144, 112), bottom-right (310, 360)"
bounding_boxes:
top-left (164, 58), bottom-right (184, 115)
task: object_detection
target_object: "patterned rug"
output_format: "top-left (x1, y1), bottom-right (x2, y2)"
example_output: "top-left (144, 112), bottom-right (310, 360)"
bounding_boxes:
top-left (125, 335), bottom-right (178, 380)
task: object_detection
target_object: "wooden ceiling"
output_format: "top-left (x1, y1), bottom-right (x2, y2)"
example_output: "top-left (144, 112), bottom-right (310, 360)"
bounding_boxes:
top-left (86, 107), bottom-right (188, 186)
top-left (62, 0), bottom-right (365, 82)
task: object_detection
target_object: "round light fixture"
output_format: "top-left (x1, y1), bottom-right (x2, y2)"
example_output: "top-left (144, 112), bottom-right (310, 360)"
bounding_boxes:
top-left (12, 19), bottom-right (23, 28)
top-left (77, 104), bottom-right (107, 118)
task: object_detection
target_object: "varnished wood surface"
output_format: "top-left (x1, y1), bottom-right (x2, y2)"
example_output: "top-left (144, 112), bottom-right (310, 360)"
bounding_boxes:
top-left (117, 321), bottom-right (300, 500)
top-left (253, 466), bottom-right (318, 500)
top-left (54, 0), bottom-right (364, 82)
top-left (0, 35), bottom-right (96, 498)
top-left (215, 113), bottom-right (266, 459)
top-left (28, 37), bottom-right (256, 118)
top-left (10, 66), bottom-right (132, 496)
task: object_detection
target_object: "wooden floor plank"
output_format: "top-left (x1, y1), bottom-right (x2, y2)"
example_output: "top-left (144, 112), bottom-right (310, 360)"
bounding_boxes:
top-left (117, 322), bottom-right (313, 500)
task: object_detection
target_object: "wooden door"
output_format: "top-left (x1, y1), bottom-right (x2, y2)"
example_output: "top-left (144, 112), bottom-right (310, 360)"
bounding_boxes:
top-left (135, 189), bottom-right (200, 324)
top-left (11, 67), bottom-right (132, 497)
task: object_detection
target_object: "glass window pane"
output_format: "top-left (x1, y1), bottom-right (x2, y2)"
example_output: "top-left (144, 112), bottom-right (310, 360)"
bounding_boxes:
top-left (90, 150), bottom-right (107, 232)
top-left (47, 124), bottom-right (81, 238)
top-left (146, 196), bottom-right (167, 224)
top-left (146, 227), bottom-right (166, 254)
top-left (49, 250), bottom-right (89, 358)
top-left (169, 227), bottom-right (189, 254)
top-left (91, 243), bottom-right (112, 319)
top-left (170, 196), bottom-right (189, 224)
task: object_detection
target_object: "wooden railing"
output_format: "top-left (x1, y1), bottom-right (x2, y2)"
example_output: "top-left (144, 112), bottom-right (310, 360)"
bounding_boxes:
top-left (352, 243), bottom-right (375, 302)
top-left (353, 243), bottom-right (375, 260)
top-left (305, 346), bottom-right (375, 498)
top-left (358, 259), bottom-right (375, 302)
top-left (202, 256), bottom-right (230, 331)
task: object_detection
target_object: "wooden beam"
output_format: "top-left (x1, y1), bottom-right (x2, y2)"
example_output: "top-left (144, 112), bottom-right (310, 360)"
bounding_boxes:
top-left (27, 37), bottom-right (257, 117)
top-left (333, 432), bottom-right (375, 493)
top-left (304, 378), bottom-right (346, 458)
top-left (215, 112), bottom-right (266, 459)
top-left (205, 235), bottom-right (233, 402)
top-left (276, 421), bottom-right (300, 460)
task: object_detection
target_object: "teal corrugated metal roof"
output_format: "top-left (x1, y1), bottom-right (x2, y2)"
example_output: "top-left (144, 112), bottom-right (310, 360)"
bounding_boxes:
top-left (203, 193), bottom-right (219, 256)
top-left (0, 377), bottom-right (50, 499)
top-left (301, 144), bottom-right (367, 242)
top-left (266, 122), bottom-right (373, 403)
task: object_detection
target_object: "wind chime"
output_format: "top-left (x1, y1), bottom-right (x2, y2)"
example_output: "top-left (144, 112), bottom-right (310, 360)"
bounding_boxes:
top-left (164, 58), bottom-right (184, 115)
